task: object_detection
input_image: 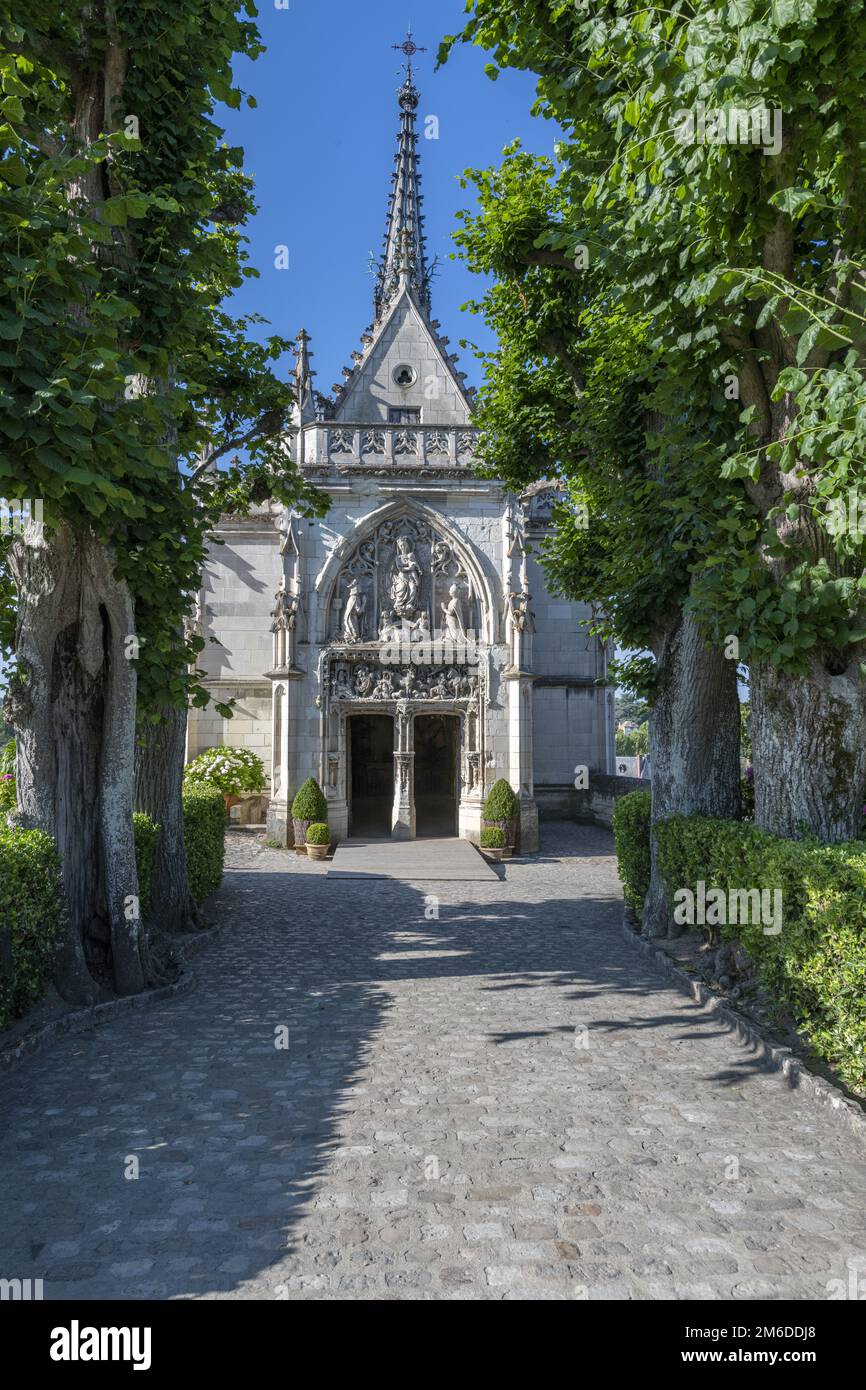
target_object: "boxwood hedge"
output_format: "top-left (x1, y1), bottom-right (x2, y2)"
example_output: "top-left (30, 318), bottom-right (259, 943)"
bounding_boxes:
top-left (0, 825), bottom-right (65, 1030)
top-left (183, 785), bottom-right (226, 903)
top-left (611, 789), bottom-right (652, 911)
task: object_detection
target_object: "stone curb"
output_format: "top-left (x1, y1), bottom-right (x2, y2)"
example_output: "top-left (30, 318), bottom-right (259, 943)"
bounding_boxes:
top-left (620, 908), bottom-right (866, 1143)
top-left (0, 922), bottom-right (229, 1076)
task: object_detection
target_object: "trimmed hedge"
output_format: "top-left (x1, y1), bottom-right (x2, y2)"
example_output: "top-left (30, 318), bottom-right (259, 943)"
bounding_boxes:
top-left (612, 789), bottom-right (652, 911)
top-left (0, 824), bottom-right (65, 1030)
top-left (306, 822), bottom-right (330, 846)
top-left (133, 813), bottom-right (160, 920)
top-left (292, 777), bottom-right (327, 823)
top-left (183, 786), bottom-right (226, 903)
top-left (655, 815), bottom-right (866, 1093)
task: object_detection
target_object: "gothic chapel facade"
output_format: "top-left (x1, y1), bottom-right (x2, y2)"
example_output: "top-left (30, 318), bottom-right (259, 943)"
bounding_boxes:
top-left (188, 68), bottom-right (615, 850)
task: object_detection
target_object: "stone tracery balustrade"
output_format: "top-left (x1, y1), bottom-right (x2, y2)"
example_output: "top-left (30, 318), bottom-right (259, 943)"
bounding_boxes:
top-left (296, 423), bottom-right (479, 470)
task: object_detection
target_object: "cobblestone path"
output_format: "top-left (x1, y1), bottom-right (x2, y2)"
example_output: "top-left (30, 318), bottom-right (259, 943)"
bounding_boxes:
top-left (1, 824), bottom-right (864, 1301)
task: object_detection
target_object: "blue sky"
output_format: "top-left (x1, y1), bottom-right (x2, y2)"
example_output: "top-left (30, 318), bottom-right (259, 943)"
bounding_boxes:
top-left (218, 0), bottom-right (548, 393)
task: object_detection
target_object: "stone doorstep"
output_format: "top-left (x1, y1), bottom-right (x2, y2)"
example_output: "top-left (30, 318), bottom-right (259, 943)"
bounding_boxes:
top-left (620, 908), bottom-right (866, 1144)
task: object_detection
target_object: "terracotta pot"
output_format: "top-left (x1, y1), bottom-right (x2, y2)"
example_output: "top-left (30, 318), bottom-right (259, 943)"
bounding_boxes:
top-left (306, 843), bottom-right (330, 861)
top-left (483, 847), bottom-right (504, 862)
top-left (223, 793), bottom-right (241, 819)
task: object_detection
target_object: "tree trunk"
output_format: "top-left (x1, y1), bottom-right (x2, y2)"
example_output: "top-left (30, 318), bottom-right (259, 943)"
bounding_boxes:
top-left (751, 658), bottom-right (866, 843)
top-left (135, 704), bottom-right (203, 933)
top-left (641, 608), bottom-right (742, 939)
top-left (5, 522), bottom-right (149, 1001)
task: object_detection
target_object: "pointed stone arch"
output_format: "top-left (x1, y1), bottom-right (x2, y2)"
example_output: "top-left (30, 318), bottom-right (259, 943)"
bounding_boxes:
top-left (313, 498), bottom-right (496, 646)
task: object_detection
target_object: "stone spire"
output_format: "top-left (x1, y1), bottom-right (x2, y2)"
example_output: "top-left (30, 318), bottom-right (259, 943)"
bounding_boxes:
top-left (374, 68), bottom-right (431, 323)
top-left (293, 327), bottom-right (316, 424)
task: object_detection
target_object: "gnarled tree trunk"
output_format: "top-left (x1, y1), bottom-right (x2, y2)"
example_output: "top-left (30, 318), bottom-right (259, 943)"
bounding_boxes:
top-left (751, 658), bottom-right (866, 843)
top-left (5, 521), bottom-right (149, 1001)
top-left (641, 607), bottom-right (742, 939)
top-left (135, 702), bottom-right (203, 933)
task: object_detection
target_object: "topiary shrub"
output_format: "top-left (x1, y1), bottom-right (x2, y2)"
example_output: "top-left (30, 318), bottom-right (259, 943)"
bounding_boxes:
top-left (612, 789), bottom-right (652, 912)
top-left (0, 824), bottom-right (65, 1030)
top-left (292, 777), bottom-right (328, 846)
top-left (184, 746), bottom-right (267, 798)
top-left (482, 779), bottom-right (520, 847)
top-left (183, 786), bottom-right (226, 903)
top-left (132, 813), bottom-right (160, 920)
top-left (306, 822), bottom-right (330, 846)
top-left (480, 825), bottom-right (505, 849)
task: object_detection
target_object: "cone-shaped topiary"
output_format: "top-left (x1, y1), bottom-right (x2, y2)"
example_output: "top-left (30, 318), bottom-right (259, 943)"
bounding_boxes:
top-left (292, 777), bottom-right (328, 823)
top-left (482, 779), bottom-right (520, 822)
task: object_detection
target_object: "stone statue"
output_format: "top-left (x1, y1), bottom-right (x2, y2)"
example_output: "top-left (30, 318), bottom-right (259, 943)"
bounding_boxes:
top-left (270, 579), bottom-right (297, 633)
top-left (441, 584), bottom-right (466, 640)
top-left (388, 534), bottom-right (422, 619)
top-left (410, 611), bottom-right (431, 642)
top-left (508, 589), bottom-right (535, 634)
top-left (379, 608), bottom-right (399, 642)
top-left (343, 579), bottom-right (366, 642)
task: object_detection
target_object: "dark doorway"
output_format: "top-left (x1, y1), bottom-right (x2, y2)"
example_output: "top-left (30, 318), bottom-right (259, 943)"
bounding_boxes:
top-left (349, 714), bottom-right (394, 837)
top-left (414, 714), bottom-right (459, 838)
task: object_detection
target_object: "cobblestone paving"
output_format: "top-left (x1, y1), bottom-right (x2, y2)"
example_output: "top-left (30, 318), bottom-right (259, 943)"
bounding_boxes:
top-left (1, 824), bottom-right (864, 1301)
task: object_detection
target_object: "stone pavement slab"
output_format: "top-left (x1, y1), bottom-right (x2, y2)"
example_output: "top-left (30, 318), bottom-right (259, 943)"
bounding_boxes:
top-left (328, 835), bottom-right (497, 881)
top-left (0, 823), bottom-right (863, 1302)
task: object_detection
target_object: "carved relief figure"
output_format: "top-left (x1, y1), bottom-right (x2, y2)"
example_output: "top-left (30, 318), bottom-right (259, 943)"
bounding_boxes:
top-left (343, 578), bottom-right (366, 642)
top-left (389, 534), bottom-right (422, 619)
top-left (441, 583), bottom-right (466, 640)
top-left (271, 579), bottom-right (297, 632)
top-left (379, 608), bottom-right (399, 642)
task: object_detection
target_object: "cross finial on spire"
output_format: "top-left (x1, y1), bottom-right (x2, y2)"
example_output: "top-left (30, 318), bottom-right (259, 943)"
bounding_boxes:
top-left (392, 27), bottom-right (426, 83)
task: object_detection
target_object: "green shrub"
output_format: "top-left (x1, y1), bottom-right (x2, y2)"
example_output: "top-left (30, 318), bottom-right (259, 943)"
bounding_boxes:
top-left (480, 825), bottom-right (505, 849)
top-left (0, 738), bottom-right (14, 775)
top-left (0, 771), bottom-right (15, 814)
top-left (612, 789), bottom-right (652, 911)
top-left (655, 815), bottom-right (866, 1093)
top-left (0, 825), bottom-right (65, 1030)
top-left (133, 813), bottom-right (160, 920)
top-left (482, 779), bottom-right (520, 823)
top-left (183, 786), bottom-right (225, 903)
top-left (306, 822), bottom-right (330, 846)
top-left (292, 777), bottom-right (327, 823)
top-left (184, 746), bottom-right (267, 797)
top-left (616, 722), bottom-right (649, 757)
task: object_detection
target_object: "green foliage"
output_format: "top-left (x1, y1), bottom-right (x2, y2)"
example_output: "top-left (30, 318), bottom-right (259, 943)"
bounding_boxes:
top-left (655, 816), bottom-right (866, 1092)
top-left (444, 1), bottom-right (866, 695)
top-left (480, 825), bottom-right (506, 849)
top-left (182, 786), bottom-right (225, 904)
top-left (305, 822), bottom-right (330, 846)
top-left (482, 778), bottom-right (520, 823)
top-left (612, 790), bottom-right (652, 912)
top-left (0, 1), bottom-right (325, 718)
top-left (616, 723), bottom-right (649, 758)
top-left (740, 702), bottom-right (752, 762)
top-left (132, 813), bottom-right (160, 920)
top-left (184, 745), bottom-right (266, 797)
top-left (292, 778), bottom-right (327, 824)
top-left (616, 692), bottom-right (648, 726)
top-left (0, 824), bottom-right (65, 1030)
top-left (0, 737), bottom-right (14, 812)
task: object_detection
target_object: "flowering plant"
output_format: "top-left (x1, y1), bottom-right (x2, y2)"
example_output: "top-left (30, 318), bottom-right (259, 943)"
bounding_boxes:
top-left (183, 746), bottom-right (267, 797)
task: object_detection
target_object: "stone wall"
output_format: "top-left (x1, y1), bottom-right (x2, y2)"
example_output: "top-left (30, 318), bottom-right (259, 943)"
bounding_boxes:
top-left (536, 773), bottom-right (647, 829)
